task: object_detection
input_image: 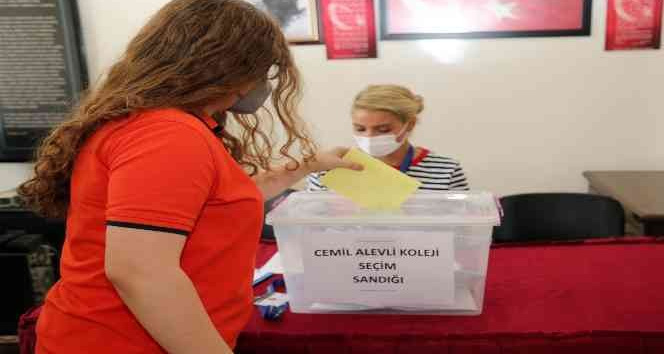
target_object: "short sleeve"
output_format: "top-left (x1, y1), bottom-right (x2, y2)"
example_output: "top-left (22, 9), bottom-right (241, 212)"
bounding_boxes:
top-left (105, 121), bottom-right (216, 235)
top-left (306, 172), bottom-right (328, 192)
top-left (449, 162), bottom-right (470, 191)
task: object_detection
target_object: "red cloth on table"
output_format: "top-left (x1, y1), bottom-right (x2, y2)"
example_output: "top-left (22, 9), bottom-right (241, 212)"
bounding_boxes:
top-left (238, 238), bottom-right (664, 354)
top-left (18, 305), bottom-right (41, 354)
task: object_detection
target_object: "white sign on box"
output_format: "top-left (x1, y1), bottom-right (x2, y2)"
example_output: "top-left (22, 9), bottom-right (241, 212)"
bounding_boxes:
top-left (302, 232), bottom-right (455, 309)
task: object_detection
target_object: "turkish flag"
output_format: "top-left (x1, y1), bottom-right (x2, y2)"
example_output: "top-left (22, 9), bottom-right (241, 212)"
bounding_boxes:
top-left (322, 0), bottom-right (377, 59)
top-left (606, 0), bottom-right (663, 50)
top-left (384, 0), bottom-right (588, 34)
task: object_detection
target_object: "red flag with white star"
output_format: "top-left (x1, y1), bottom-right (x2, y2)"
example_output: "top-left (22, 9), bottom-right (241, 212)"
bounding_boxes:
top-left (606, 0), bottom-right (663, 50)
top-left (383, 0), bottom-right (589, 36)
top-left (322, 0), bottom-right (378, 59)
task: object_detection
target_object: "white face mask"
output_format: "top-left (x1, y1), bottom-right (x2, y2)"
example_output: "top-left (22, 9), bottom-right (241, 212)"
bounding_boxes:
top-left (353, 125), bottom-right (410, 157)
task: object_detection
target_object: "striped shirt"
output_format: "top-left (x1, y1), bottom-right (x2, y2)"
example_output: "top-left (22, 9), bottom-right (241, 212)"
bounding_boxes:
top-left (307, 148), bottom-right (469, 192)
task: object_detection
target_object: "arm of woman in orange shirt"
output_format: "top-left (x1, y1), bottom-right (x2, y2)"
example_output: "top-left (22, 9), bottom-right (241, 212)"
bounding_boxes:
top-left (106, 226), bottom-right (233, 354)
top-left (252, 147), bottom-right (363, 200)
top-left (103, 125), bottom-right (235, 353)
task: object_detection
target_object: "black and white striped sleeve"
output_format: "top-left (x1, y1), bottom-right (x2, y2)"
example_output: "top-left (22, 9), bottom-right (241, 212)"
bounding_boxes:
top-left (449, 162), bottom-right (469, 191)
top-left (306, 172), bottom-right (328, 191)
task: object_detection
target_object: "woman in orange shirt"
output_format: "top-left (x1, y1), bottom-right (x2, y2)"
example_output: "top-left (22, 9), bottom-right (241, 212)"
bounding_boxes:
top-left (18, 1), bottom-right (360, 353)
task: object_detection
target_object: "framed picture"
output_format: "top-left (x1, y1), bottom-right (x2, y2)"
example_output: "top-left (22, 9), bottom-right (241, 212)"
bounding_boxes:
top-left (321, 0), bottom-right (377, 59)
top-left (0, 0), bottom-right (88, 162)
top-left (247, 0), bottom-right (323, 44)
top-left (380, 0), bottom-right (592, 40)
top-left (606, 0), bottom-right (662, 50)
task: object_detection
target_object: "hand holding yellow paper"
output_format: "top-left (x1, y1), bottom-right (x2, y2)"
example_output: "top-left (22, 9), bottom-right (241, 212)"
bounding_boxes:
top-left (320, 148), bottom-right (421, 210)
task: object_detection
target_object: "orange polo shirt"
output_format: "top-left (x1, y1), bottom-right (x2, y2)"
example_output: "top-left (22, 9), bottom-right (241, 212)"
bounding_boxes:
top-left (36, 108), bottom-right (263, 353)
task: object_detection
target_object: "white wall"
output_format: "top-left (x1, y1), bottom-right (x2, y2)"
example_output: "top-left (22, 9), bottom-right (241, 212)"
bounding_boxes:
top-left (0, 163), bottom-right (32, 192)
top-left (2, 0), bottom-right (661, 195)
top-left (648, 52), bottom-right (664, 170)
top-left (658, 118), bottom-right (664, 169)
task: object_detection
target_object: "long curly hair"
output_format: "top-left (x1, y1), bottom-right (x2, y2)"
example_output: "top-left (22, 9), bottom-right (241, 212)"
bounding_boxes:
top-left (18, 0), bottom-right (316, 218)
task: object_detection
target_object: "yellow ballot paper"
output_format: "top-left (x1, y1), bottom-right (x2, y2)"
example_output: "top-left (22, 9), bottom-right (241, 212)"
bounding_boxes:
top-left (320, 148), bottom-right (421, 210)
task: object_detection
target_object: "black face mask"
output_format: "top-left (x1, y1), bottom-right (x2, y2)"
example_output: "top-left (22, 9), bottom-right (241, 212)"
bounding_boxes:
top-left (228, 81), bottom-right (272, 114)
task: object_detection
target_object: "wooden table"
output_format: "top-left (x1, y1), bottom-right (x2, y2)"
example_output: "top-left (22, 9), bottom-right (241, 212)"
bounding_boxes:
top-left (583, 171), bottom-right (664, 236)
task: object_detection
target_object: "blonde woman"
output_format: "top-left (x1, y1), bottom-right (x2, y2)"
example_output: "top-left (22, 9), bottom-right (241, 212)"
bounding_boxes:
top-left (308, 84), bottom-right (469, 191)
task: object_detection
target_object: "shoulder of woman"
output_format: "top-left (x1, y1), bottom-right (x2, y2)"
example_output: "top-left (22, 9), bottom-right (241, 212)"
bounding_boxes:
top-left (307, 170), bottom-right (329, 181)
top-left (99, 111), bottom-right (220, 171)
top-left (417, 149), bottom-right (461, 165)
top-left (135, 108), bottom-right (213, 133)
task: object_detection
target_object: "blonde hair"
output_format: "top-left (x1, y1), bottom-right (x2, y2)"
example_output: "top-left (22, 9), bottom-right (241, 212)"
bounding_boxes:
top-left (352, 85), bottom-right (424, 123)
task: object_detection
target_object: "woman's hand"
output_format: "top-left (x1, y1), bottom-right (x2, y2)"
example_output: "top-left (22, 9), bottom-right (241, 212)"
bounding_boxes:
top-left (253, 147), bottom-right (363, 200)
top-left (307, 147), bottom-right (364, 173)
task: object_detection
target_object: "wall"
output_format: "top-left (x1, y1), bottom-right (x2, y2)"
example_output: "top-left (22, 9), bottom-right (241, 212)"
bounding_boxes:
top-left (647, 49), bottom-right (664, 170)
top-left (1, 0), bottom-right (661, 195)
top-left (0, 163), bottom-right (31, 192)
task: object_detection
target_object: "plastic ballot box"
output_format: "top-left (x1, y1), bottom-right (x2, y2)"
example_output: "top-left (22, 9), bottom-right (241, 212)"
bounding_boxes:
top-left (266, 191), bottom-right (501, 315)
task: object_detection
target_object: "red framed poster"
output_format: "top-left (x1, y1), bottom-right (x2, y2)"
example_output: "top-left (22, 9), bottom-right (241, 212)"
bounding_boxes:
top-left (606, 0), bottom-right (663, 50)
top-left (321, 0), bottom-right (377, 59)
top-left (381, 0), bottom-right (592, 40)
